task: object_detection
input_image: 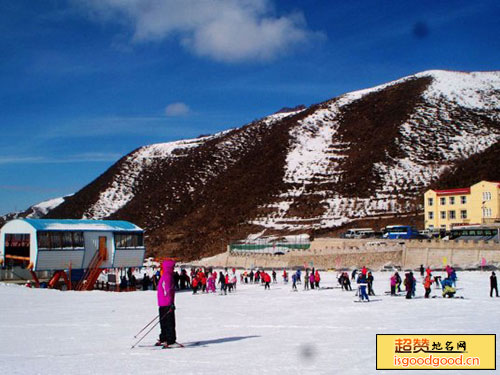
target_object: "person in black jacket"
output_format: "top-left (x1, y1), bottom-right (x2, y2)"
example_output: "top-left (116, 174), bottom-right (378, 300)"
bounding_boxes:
top-left (395, 272), bottom-right (402, 293)
top-left (218, 271), bottom-right (227, 295)
top-left (367, 272), bottom-right (375, 296)
top-left (142, 273), bottom-right (151, 290)
top-left (404, 272), bottom-right (413, 299)
top-left (490, 272), bottom-right (498, 297)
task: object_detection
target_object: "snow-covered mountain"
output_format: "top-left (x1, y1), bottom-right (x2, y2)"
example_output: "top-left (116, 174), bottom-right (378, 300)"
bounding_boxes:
top-left (0, 196), bottom-right (67, 225)
top-left (40, 70), bottom-right (500, 259)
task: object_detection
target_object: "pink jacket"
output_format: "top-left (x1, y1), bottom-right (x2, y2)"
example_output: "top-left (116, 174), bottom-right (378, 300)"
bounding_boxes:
top-left (390, 276), bottom-right (397, 286)
top-left (157, 260), bottom-right (176, 307)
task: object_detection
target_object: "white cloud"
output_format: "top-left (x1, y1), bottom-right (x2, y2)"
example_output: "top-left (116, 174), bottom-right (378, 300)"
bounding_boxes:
top-left (165, 102), bottom-right (190, 116)
top-left (74, 0), bottom-right (320, 62)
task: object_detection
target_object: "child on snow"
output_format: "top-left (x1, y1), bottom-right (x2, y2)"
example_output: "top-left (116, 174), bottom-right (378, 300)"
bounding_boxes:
top-left (357, 274), bottom-right (370, 302)
top-left (390, 273), bottom-right (397, 295)
top-left (423, 273), bottom-right (433, 298)
top-left (441, 277), bottom-right (456, 298)
top-left (291, 273), bottom-right (297, 291)
top-left (314, 270), bottom-right (321, 289)
top-left (309, 272), bottom-right (315, 290)
top-left (207, 274), bottom-right (216, 293)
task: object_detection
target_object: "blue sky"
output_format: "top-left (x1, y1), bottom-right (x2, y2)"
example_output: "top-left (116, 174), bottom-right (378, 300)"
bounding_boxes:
top-left (1, 0), bottom-right (499, 215)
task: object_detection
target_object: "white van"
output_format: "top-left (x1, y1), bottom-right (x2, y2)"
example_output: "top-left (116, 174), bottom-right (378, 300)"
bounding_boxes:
top-left (344, 228), bottom-right (375, 239)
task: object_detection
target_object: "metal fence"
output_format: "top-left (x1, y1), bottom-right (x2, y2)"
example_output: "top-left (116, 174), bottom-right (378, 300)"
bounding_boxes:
top-left (229, 238), bottom-right (311, 253)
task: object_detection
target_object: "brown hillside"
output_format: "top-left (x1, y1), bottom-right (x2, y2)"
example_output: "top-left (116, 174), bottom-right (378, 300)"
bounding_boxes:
top-left (430, 140), bottom-right (500, 189)
top-left (336, 77), bottom-right (432, 196)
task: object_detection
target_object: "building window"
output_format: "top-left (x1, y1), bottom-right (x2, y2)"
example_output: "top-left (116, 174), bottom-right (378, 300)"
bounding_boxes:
top-left (460, 210), bottom-right (467, 219)
top-left (428, 211), bottom-right (434, 219)
top-left (483, 208), bottom-right (492, 218)
top-left (62, 232), bottom-right (73, 249)
top-left (449, 196), bottom-right (455, 205)
top-left (4, 233), bottom-right (31, 259)
top-left (440, 197), bottom-right (446, 205)
top-left (483, 192), bottom-right (492, 201)
top-left (448, 210), bottom-right (456, 219)
top-left (460, 196), bottom-right (467, 204)
top-left (440, 211), bottom-right (446, 219)
top-left (114, 233), bottom-right (144, 249)
top-left (37, 231), bottom-right (84, 250)
top-left (428, 198), bottom-right (434, 206)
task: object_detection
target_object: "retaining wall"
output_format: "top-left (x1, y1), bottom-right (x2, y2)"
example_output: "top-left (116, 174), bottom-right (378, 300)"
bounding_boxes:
top-left (403, 239), bottom-right (500, 269)
top-left (193, 238), bottom-right (500, 270)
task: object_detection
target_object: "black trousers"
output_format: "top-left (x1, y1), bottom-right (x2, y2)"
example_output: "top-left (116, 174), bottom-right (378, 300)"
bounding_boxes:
top-left (491, 285), bottom-right (498, 297)
top-left (368, 283), bottom-right (375, 296)
top-left (159, 306), bottom-right (176, 345)
top-left (425, 287), bottom-right (431, 298)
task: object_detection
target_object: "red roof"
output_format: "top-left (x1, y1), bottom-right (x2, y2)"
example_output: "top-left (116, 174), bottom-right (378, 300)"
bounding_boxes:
top-left (434, 187), bottom-right (471, 196)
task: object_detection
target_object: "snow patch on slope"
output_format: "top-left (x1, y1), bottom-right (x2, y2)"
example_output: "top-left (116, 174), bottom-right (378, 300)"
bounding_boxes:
top-left (26, 196), bottom-right (67, 218)
top-left (254, 70), bottom-right (500, 231)
top-left (417, 70), bottom-right (500, 110)
top-left (83, 137), bottom-right (215, 219)
top-left (83, 109), bottom-right (302, 220)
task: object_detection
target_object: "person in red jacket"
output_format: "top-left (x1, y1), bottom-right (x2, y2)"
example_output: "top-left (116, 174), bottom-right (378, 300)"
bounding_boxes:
top-left (200, 274), bottom-right (207, 293)
top-left (423, 273), bottom-right (433, 298)
top-left (426, 267), bottom-right (432, 277)
top-left (192, 276), bottom-right (199, 294)
top-left (264, 272), bottom-right (271, 290)
top-left (314, 270), bottom-right (321, 288)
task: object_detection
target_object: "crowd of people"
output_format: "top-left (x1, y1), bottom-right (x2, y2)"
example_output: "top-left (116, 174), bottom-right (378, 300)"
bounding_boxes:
top-left (112, 262), bottom-right (500, 303)
top-left (149, 259), bottom-right (497, 349)
top-left (385, 264), bottom-right (460, 299)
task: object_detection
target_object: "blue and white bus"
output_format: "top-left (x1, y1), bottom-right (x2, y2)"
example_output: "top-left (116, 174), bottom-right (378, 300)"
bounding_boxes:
top-left (382, 225), bottom-right (421, 239)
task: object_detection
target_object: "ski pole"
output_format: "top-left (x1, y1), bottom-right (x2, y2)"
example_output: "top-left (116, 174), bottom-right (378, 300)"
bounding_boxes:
top-left (133, 315), bottom-right (159, 338)
top-left (131, 318), bottom-right (161, 349)
top-left (131, 308), bottom-right (172, 349)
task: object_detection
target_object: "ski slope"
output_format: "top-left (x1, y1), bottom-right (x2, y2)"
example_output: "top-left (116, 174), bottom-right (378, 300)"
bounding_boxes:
top-left (0, 271), bottom-right (498, 374)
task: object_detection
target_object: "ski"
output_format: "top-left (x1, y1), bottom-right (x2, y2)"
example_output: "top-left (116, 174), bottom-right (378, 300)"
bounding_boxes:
top-left (432, 296), bottom-right (465, 299)
top-left (162, 343), bottom-right (185, 349)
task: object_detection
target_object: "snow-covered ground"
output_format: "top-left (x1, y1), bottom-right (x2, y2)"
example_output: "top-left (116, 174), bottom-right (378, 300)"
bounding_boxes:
top-left (1, 271), bottom-right (498, 375)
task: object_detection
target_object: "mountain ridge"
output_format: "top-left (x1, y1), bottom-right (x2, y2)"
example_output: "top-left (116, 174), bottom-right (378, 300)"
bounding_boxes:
top-left (6, 69), bottom-right (499, 260)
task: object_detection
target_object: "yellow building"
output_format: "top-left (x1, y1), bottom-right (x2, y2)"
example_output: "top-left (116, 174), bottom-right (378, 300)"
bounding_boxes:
top-left (424, 180), bottom-right (500, 230)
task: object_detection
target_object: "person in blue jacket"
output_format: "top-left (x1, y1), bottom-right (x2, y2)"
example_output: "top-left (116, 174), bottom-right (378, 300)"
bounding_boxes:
top-left (450, 269), bottom-right (457, 287)
top-left (441, 277), bottom-right (456, 298)
top-left (291, 273), bottom-right (298, 291)
top-left (357, 274), bottom-right (370, 301)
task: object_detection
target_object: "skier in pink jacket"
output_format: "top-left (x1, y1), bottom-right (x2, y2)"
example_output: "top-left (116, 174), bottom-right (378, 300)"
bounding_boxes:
top-left (157, 260), bottom-right (181, 348)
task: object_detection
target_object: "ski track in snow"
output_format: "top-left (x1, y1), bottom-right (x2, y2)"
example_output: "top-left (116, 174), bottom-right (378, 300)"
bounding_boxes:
top-left (1, 271), bottom-right (498, 374)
